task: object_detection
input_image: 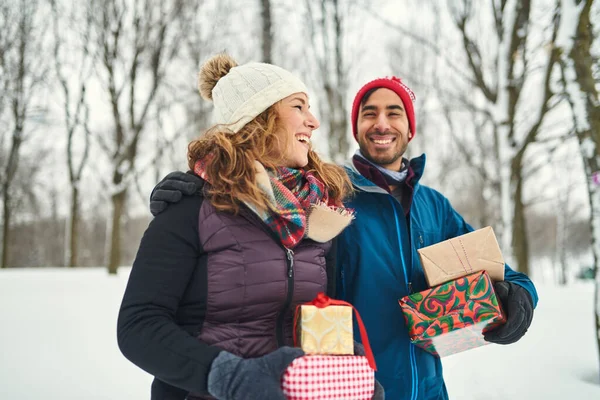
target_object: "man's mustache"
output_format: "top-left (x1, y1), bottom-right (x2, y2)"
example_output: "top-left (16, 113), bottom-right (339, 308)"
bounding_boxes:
top-left (366, 131), bottom-right (398, 138)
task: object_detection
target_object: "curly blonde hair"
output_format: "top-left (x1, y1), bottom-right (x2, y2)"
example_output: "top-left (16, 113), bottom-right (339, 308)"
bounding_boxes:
top-left (188, 105), bottom-right (353, 213)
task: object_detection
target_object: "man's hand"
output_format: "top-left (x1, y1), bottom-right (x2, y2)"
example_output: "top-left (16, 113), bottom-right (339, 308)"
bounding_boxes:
top-left (149, 171), bottom-right (203, 216)
top-left (484, 281), bottom-right (534, 345)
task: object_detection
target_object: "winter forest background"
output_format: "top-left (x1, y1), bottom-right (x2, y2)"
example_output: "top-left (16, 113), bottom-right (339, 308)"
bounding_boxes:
top-left (1, 0), bottom-right (600, 397)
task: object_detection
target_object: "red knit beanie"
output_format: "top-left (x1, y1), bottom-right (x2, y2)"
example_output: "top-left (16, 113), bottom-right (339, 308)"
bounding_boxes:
top-left (351, 76), bottom-right (416, 141)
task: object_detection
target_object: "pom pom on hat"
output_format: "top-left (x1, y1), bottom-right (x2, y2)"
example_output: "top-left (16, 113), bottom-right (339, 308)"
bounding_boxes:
top-left (198, 53), bottom-right (238, 101)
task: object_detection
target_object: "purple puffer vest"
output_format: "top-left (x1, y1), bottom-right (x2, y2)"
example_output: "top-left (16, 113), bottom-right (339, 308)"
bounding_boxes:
top-left (196, 199), bottom-right (332, 357)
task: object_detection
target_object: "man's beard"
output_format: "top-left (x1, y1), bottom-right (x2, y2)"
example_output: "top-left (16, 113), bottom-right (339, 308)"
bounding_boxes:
top-left (358, 135), bottom-right (408, 169)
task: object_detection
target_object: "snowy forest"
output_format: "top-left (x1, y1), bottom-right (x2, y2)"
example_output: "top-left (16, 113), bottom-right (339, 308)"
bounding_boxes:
top-left (1, 0), bottom-right (600, 396)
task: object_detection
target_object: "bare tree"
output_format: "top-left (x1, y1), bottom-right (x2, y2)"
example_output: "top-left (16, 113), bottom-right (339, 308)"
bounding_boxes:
top-left (49, 0), bottom-right (94, 267)
top-left (554, 161), bottom-right (571, 285)
top-left (0, 0), bottom-right (48, 268)
top-left (89, 0), bottom-right (187, 274)
top-left (260, 0), bottom-right (273, 63)
top-left (556, 0), bottom-right (600, 376)
top-left (135, 0), bottom-right (227, 188)
top-left (0, 3), bottom-right (12, 129)
top-left (169, 0), bottom-right (229, 141)
top-left (304, 0), bottom-right (351, 163)
top-left (444, 0), bottom-right (562, 275)
top-left (439, 98), bottom-right (502, 227)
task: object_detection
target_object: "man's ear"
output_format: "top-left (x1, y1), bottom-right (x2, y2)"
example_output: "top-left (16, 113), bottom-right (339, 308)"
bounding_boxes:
top-left (408, 130), bottom-right (413, 139)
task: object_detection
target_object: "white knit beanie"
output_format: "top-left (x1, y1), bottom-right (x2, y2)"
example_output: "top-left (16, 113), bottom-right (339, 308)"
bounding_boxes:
top-left (198, 54), bottom-right (308, 133)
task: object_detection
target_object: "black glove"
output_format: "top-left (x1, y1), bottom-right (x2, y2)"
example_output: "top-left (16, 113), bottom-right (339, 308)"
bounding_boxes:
top-left (207, 346), bottom-right (304, 400)
top-left (484, 281), bottom-right (534, 345)
top-left (149, 171), bottom-right (203, 216)
top-left (354, 341), bottom-right (385, 400)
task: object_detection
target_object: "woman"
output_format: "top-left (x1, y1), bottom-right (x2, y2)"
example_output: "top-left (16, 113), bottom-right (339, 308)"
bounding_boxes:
top-left (117, 54), bottom-right (355, 400)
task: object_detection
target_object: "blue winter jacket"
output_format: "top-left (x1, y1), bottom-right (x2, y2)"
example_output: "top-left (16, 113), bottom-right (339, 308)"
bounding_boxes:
top-left (336, 154), bottom-right (539, 400)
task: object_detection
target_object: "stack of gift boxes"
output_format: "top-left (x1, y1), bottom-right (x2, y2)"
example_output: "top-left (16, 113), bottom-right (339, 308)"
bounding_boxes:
top-left (398, 226), bottom-right (507, 357)
top-left (280, 226), bottom-right (507, 399)
top-left (281, 293), bottom-right (377, 400)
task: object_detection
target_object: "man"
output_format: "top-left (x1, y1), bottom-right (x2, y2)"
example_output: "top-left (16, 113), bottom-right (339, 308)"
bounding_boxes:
top-left (149, 76), bottom-right (538, 399)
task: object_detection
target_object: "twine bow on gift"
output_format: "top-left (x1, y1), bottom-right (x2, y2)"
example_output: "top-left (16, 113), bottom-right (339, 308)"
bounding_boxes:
top-left (293, 292), bottom-right (377, 371)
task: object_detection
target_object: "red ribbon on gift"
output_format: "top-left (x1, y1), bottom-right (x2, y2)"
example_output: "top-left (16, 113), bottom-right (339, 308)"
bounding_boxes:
top-left (292, 292), bottom-right (377, 371)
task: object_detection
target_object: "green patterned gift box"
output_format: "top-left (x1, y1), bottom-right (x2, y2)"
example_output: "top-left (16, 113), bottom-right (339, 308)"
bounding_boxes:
top-left (398, 271), bottom-right (506, 357)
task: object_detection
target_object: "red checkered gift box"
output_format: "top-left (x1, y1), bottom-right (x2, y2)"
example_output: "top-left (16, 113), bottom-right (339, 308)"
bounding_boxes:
top-left (283, 293), bottom-right (378, 400)
top-left (281, 355), bottom-right (375, 400)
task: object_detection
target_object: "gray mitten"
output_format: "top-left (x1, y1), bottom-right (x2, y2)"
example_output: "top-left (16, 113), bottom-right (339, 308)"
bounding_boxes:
top-left (354, 341), bottom-right (385, 400)
top-left (207, 346), bottom-right (304, 400)
top-left (149, 171), bottom-right (203, 216)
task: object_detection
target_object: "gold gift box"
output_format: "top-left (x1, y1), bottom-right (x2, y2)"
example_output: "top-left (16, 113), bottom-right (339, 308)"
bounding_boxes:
top-left (296, 305), bottom-right (354, 355)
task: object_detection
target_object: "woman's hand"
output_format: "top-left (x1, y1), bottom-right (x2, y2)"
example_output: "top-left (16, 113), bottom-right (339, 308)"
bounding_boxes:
top-left (207, 346), bottom-right (304, 400)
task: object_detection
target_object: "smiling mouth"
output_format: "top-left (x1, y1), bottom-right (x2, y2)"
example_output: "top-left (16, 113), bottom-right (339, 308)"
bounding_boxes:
top-left (369, 136), bottom-right (396, 145)
top-left (296, 134), bottom-right (311, 146)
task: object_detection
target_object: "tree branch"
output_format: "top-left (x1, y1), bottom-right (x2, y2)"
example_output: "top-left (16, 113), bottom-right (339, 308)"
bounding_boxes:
top-left (511, 3), bottom-right (560, 178)
top-left (359, 2), bottom-right (475, 85)
top-left (505, 0), bottom-right (531, 145)
top-left (451, 0), bottom-right (497, 102)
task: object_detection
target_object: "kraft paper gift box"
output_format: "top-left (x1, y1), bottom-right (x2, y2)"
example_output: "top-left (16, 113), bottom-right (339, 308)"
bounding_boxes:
top-left (398, 271), bottom-right (506, 357)
top-left (295, 303), bottom-right (354, 355)
top-left (418, 226), bottom-right (505, 287)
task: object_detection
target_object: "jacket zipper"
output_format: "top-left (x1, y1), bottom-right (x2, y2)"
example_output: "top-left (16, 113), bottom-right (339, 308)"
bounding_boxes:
top-left (390, 198), bottom-right (418, 400)
top-left (276, 247), bottom-right (295, 347)
top-left (237, 206), bottom-right (297, 348)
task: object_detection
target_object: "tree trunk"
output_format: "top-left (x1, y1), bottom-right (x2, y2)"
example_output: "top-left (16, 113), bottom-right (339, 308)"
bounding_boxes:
top-left (555, 217), bottom-right (568, 285)
top-left (1, 185), bottom-right (10, 268)
top-left (67, 185), bottom-right (80, 267)
top-left (326, 86), bottom-right (349, 163)
top-left (569, 0), bottom-right (600, 379)
top-left (497, 123), bottom-right (515, 265)
top-left (512, 175), bottom-right (529, 275)
top-left (558, 0), bottom-right (599, 378)
top-left (327, 0), bottom-right (349, 163)
top-left (260, 0), bottom-right (273, 63)
top-left (555, 175), bottom-right (568, 285)
top-left (107, 189), bottom-right (126, 275)
top-left (580, 153), bottom-right (600, 380)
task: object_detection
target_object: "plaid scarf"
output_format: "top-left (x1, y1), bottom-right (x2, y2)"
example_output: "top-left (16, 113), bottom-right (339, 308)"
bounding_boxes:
top-left (194, 159), bottom-right (334, 248)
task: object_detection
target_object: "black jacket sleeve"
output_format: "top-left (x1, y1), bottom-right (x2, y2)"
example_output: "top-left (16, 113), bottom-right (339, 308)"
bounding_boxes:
top-left (117, 194), bottom-right (221, 396)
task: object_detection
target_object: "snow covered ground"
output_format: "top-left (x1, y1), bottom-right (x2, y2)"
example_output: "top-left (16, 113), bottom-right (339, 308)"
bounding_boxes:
top-left (0, 267), bottom-right (598, 399)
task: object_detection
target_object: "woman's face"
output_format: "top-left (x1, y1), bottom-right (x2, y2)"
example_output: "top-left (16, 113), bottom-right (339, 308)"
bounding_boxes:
top-left (276, 92), bottom-right (320, 168)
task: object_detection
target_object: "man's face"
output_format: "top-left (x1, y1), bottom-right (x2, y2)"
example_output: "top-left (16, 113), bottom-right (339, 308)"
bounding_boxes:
top-left (356, 88), bottom-right (410, 171)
